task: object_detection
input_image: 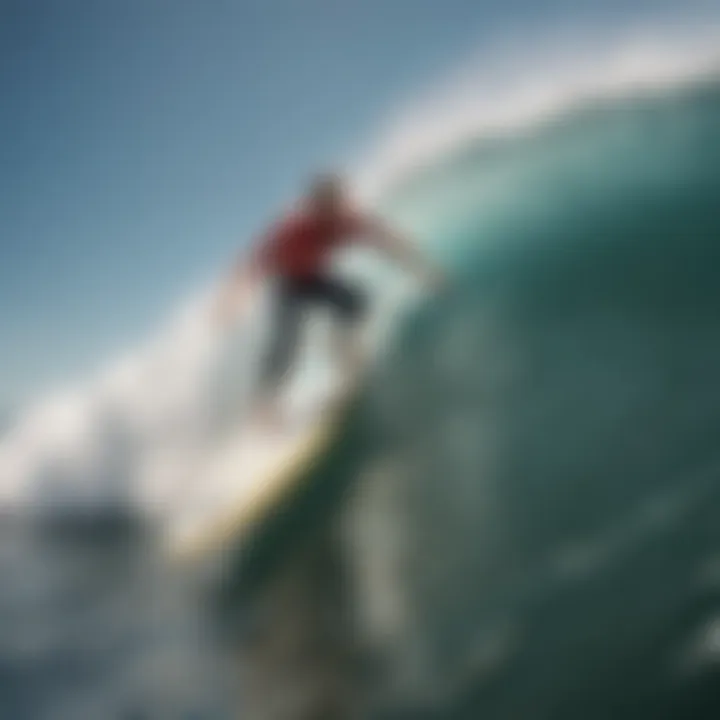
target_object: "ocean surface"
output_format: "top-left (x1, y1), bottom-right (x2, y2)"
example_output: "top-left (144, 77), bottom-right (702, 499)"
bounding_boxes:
top-left (2, 76), bottom-right (720, 718)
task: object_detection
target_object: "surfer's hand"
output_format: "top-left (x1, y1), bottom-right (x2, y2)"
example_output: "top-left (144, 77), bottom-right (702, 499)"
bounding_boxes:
top-left (214, 279), bottom-right (259, 330)
top-left (212, 283), bottom-right (244, 329)
top-left (212, 294), bottom-right (235, 329)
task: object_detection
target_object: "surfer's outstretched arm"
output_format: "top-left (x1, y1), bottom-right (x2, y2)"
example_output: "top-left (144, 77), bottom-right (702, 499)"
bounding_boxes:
top-left (213, 259), bottom-right (255, 324)
top-left (366, 217), bottom-right (445, 291)
top-left (214, 229), bottom-right (275, 325)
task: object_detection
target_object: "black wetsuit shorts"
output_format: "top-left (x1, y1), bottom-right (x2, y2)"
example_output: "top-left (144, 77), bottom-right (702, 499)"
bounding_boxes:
top-left (260, 274), bottom-right (366, 388)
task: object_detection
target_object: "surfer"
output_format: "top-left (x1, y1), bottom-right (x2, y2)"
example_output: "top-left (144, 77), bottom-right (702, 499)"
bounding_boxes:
top-left (217, 172), bottom-right (444, 425)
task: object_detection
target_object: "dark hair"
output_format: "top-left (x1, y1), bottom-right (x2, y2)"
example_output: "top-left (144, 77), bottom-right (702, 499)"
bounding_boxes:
top-left (308, 171), bottom-right (343, 197)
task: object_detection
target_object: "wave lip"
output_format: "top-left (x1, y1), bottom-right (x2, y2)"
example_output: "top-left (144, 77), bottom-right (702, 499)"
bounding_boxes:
top-left (354, 21), bottom-right (720, 204)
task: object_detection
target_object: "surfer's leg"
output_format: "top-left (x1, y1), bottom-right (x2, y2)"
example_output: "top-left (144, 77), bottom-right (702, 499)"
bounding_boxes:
top-left (255, 278), bottom-right (305, 424)
top-left (331, 319), bottom-right (365, 381)
top-left (308, 276), bottom-right (367, 381)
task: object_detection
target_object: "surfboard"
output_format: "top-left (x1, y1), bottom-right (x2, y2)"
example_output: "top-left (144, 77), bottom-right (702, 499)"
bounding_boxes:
top-left (166, 374), bottom-right (363, 565)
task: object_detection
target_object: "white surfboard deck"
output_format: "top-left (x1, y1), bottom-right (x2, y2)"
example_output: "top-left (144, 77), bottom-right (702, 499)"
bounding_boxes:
top-left (166, 375), bottom-right (361, 564)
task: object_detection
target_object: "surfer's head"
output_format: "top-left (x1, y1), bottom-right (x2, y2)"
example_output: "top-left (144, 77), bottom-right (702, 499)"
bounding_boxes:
top-left (306, 171), bottom-right (348, 217)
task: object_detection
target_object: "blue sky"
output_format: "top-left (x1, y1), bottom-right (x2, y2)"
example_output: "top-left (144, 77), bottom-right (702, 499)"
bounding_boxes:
top-left (0, 0), bottom-right (700, 410)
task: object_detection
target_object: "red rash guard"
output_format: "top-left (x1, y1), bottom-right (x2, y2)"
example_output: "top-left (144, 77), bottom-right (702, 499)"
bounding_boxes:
top-left (253, 210), bottom-right (369, 279)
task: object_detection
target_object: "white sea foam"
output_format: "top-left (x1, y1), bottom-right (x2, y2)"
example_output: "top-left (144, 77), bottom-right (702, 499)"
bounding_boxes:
top-left (1, 18), bottom-right (718, 521)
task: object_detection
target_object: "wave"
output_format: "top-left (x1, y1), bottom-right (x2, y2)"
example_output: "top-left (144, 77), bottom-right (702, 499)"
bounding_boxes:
top-left (343, 81), bottom-right (720, 713)
top-left (1, 19), bottom-right (718, 524)
top-left (353, 17), bottom-right (720, 205)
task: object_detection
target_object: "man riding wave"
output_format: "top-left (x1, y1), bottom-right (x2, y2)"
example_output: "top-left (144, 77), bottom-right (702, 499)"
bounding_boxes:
top-left (217, 172), bottom-right (444, 426)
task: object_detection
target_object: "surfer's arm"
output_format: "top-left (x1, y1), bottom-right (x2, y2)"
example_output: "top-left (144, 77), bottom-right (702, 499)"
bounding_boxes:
top-left (364, 216), bottom-right (445, 290)
top-left (214, 228), bottom-right (276, 324)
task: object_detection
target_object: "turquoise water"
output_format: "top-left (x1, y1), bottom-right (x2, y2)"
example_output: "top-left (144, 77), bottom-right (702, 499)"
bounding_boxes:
top-left (2, 77), bottom-right (720, 718)
top-left (346, 77), bottom-right (720, 717)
